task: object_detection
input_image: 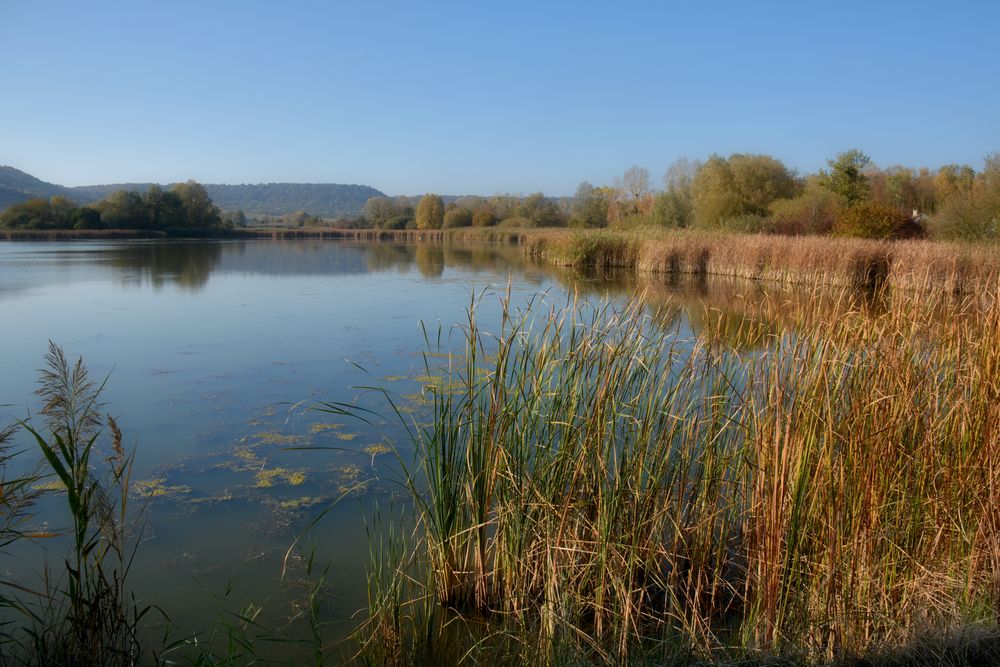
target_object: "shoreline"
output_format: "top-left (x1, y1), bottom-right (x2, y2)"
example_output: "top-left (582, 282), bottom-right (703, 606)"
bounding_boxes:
top-left (3, 226), bottom-right (998, 293)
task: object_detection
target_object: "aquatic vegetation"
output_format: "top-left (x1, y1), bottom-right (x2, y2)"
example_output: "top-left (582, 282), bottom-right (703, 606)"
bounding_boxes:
top-left (358, 289), bottom-right (1000, 664)
top-left (308, 422), bottom-right (344, 434)
top-left (254, 467), bottom-right (307, 488)
top-left (402, 392), bottom-right (432, 406)
top-left (132, 478), bottom-right (192, 499)
top-left (251, 431), bottom-right (306, 446)
top-left (334, 432), bottom-right (358, 441)
top-left (278, 496), bottom-right (320, 510)
top-left (381, 374), bottom-right (409, 382)
top-left (10, 343), bottom-right (147, 665)
top-left (31, 479), bottom-right (66, 492)
top-left (363, 444), bottom-right (391, 457)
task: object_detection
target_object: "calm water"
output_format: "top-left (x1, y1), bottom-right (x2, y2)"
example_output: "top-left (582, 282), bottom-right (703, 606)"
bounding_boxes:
top-left (0, 239), bottom-right (754, 653)
top-left (0, 240), bottom-right (646, 647)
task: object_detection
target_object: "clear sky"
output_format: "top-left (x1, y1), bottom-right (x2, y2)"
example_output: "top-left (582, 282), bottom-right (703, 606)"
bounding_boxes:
top-left (1, 0), bottom-right (998, 196)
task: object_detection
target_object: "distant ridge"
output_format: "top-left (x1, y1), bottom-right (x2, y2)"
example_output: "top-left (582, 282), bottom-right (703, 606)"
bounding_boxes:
top-left (0, 166), bottom-right (76, 208)
top-left (0, 167), bottom-right (386, 218)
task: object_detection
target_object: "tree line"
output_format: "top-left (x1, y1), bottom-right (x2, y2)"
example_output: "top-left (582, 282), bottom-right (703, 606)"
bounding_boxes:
top-left (3, 150), bottom-right (997, 241)
top-left (366, 149), bottom-right (999, 241)
top-left (0, 181), bottom-right (244, 231)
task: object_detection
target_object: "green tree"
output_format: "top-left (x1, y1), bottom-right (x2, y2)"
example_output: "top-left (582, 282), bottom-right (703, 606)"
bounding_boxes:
top-left (143, 185), bottom-right (184, 228)
top-left (443, 206), bottom-right (473, 228)
top-left (99, 190), bottom-right (149, 229)
top-left (570, 181), bottom-right (610, 228)
top-left (516, 193), bottom-right (564, 227)
top-left (171, 180), bottom-right (221, 228)
top-left (818, 149), bottom-right (872, 205)
top-left (365, 197), bottom-right (395, 229)
top-left (70, 207), bottom-right (102, 230)
top-left (416, 194), bottom-right (445, 230)
top-left (0, 198), bottom-right (67, 229)
top-left (692, 153), bottom-right (799, 228)
top-left (651, 158), bottom-right (699, 228)
top-left (220, 210), bottom-right (247, 228)
top-left (930, 153), bottom-right (1000, 241)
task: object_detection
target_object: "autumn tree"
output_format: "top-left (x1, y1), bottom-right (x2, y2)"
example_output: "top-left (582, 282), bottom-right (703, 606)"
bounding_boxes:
top-left (443, 205), bottom-right (473, 228)
top-left (472, 207), bottom-right (497, 227)
top-left (416, 194), bottom-right (445, 230)
top-left (692, 153), bottom-right (799, 228)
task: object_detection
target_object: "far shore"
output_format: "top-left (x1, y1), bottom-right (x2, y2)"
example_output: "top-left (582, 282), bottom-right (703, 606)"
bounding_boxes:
top-left (3, 225), bottom-right (997, 293)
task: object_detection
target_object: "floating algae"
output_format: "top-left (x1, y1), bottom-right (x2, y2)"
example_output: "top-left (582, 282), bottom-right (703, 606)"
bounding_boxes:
top-left (251, 431), bottom-right (307, 446)
top-left (254, 467), bottom-right (307, 488)
top-left (363, 444), bottom-right (392, 457)
top-left (309, 422), bottom-right (344, 434)
top-left (32, 479), bottom-right (65, 492)
top-left (334, 432), bottom-right (358, 441)
top-left (381, 374), bottom-right (409, 382)
top-left (277, 496), bottom-right (324, 510)
top-left (402, 392), bottom-right (432, 406)
top-left (133, 478), bottom-right (193, 499)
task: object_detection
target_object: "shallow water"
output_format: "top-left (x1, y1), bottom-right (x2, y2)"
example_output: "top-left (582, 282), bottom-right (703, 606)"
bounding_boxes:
top-left (0, 238), bottom-right (795, 655)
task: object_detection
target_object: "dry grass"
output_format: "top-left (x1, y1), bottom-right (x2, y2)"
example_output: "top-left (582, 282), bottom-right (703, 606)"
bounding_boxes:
top-left (516, 229), bottom-right (1000, 293)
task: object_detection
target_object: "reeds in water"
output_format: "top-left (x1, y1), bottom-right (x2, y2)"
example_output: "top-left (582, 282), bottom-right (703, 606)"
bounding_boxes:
top-left (366, 285), bottom-right (1000, 664)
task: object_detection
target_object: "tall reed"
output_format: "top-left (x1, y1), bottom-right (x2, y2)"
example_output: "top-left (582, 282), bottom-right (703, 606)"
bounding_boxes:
top-left (368, 284), bottom-right (1000, 664)
top-left (11, 342), bottom-right (149, 666)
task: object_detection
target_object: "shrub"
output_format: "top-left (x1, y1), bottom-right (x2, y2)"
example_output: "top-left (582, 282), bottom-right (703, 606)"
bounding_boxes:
top-left (497, 216), bottom-right (534, 229)
top-left (768, 183), bottom-right (846, 235)
top-left (834, 202), bottom-right (913, 239)
top-left (472, 209), bottom-right (497, 227)
top-left (443, 207), bottom-right (473, 228)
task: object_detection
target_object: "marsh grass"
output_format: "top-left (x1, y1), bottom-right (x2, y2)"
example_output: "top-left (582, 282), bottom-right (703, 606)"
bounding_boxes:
top-left (358, 284), bottom-right (1000, 664)
top-left (521, 229), bottom-right (1000, 293)
top-left (4, 342), bottom-right (153, 666)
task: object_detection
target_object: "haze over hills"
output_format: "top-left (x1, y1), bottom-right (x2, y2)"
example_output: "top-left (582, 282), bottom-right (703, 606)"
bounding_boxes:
top-left (0, 166), bottom-right (386, 218)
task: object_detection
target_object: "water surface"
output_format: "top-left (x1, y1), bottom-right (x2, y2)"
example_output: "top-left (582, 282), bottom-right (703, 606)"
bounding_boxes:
top-left (0, 238), bottom-right (763, 651)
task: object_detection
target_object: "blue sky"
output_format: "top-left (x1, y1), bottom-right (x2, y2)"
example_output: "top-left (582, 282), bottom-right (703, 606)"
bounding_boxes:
top-left (1, 1), bottom-right (997, 196)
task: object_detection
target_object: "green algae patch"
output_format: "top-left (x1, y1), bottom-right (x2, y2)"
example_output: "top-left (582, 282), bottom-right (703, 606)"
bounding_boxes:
top-left (252, 431), bottom-right (306, 446)
top-left (134, 478), bottom-right (193, 499)
top-left (381, 374), bottom-right (409, 382)
top-left (335, 432), bottom-right (358, 441)
top-left (363, 444), bottom-right (392, 457)
top-left (255, 467), bottom-right (307, 488)
top-left (309, 422), bottom-right (344, 434)
top-left (32, 479), bottom-right (65, 492)
top-left (402, 392), bottom-right (432, 406)
top-left (278, 496), bottom-right (324, 510)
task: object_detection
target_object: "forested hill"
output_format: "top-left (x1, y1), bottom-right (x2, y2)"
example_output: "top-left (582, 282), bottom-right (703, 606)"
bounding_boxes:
top-left (1, 167), bottom-right (386, 218)
top-left (0, 166), bottom-right (76, 208)
top-left (69, 182), bottom-right (386, 217)
top-left (201, 183), bottom-right (385, 217)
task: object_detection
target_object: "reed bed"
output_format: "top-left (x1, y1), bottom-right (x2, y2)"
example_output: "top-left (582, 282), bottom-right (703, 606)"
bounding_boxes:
top-left (361, 285), bottom-right (1000, 665)
top-left (522, 229), bottom-right (1000, 293)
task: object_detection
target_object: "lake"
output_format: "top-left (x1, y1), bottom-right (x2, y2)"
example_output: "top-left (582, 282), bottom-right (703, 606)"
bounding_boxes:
top-left (1, 238), bottom-right (721, 653)
top-left (3, 237), bottom-right (995, 665)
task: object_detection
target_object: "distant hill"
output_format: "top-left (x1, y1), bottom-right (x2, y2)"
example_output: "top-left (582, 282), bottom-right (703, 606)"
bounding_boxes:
top-left (70, 182), bottom-right (385, 218)
top-left (0, 167), bottom-right (386, 218)
top-left (0, 166), bottom-right (76, 208)
top-left (201, 183), bottom-right (385, 218)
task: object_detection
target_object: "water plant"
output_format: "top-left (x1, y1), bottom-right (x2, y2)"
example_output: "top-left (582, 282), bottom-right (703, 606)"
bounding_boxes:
top-left (359, 285), bottom-right (1000, 664)
top-left (10, 343), bottom-right (152, 666)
